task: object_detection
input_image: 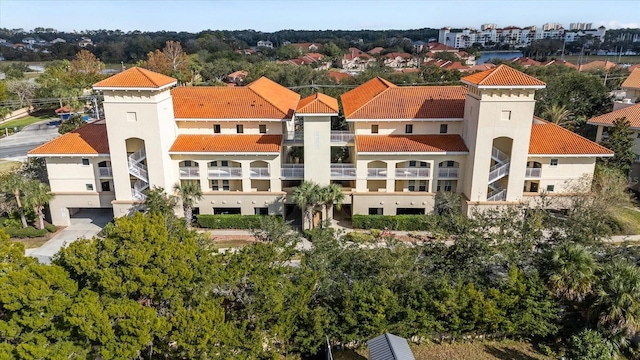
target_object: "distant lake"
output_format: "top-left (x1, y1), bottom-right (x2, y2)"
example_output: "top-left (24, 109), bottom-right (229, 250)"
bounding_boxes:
top-left (477, 51), bottom-right (523, 64)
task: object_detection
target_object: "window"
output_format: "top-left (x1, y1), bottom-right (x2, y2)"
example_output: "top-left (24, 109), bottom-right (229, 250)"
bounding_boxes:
top-left (546, 185), bottom-right (555, 192)
top-left (405, 124), bottom-right (413, 134)
top-left (550, 158), bottom-right (558, 167)
top-left (101, 181), bottom-right (110, 192)
top-left (236, 124), bottom-right (244, 133)
top-left (259, 124), bottom-right (267, 134)
top-left (86, 184), bottom-right (94, 191)
top-left (419, 161), bottom-right (427, 167)
top-left (209, 160), bottom-right (229, 167)
top-left (211, 179), bottom-right (230, 191)
top-left (408, 180), bottom-right (426, 191)
top-left (501, 110), bottom-right (511, 121)
top-left (409, 160), bottom-right (417, 167)
top-left (82, 158), bottom-right (90, 166)
top-left (213, 207), bottom-right (241, 215)
top-left (255, 207), bottom-right (268, 215)
top-left (371, 124), bottom-right (379, 134)
top-left (211, 180), bottom-right (219, 191)
top-left (222, 179), bottom-right (229, 191)
top-left (221, 160), bottom-right (229, 167)
top-left (637, 132), bottom-right (640, 138)
top-left (126, 112), bottom-right (137, 122)
top-left (368, 207), bottom-right (383, 215)
top-left (447, 160), bottom-right (455, 167)
top-left (183, 160), bottom-right (193, 167)
top-left (213, 124), bottom-right (221, 133)
top-left (440, 124), bottom-right (448, 134)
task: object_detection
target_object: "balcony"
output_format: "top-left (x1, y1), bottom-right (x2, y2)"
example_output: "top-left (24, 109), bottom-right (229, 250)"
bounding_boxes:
top-left (98, 167), bottom-right (112, 178)
top-left (438, 168), bottom-right (459, 179)
top-left (249, 167), bottom-right (270, 178)
top-left (330, 164), bottom-right (356, 179)
top-left (330, 131), bottom-right (355, 143)
top-left (179, 167), bottom-right (200, 178)
top-left (281, 164), bottom-right (304, 178)
top-left (525, 167), bottom-right (541, 178)
top-left (283, 131), bottom-right (304, 143)
top-left (208, 167), bottom-right (242, 179)
top-left (367, 168), bottom-right (388, 178)
top-left (394, 167), bottom-right (430, 178)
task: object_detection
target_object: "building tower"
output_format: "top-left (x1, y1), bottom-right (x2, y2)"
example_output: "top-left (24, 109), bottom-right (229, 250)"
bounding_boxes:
top-left (459, 65), bottom-right (546, 205)
top-left (93, 67), bottom-right (178, 217)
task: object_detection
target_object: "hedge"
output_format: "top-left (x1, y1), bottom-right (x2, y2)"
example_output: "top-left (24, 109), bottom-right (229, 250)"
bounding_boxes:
top-left (45, 224), bottom-right (57, 233)
top-left (352, 214), bottom-right (438, 231)
top-left (196, 214), bottom-right (282, 229)
top-left (5, 226), bottom-right (48, 238)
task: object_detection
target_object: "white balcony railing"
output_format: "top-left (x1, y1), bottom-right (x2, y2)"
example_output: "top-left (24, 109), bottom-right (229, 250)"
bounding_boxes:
top-left (283, 131), bottom-right (304, 142)
top-left (179, 167), bottom-right (200, 178)
top-left (281, 164), bottom-right (304, 178)
top-left (525, 167), bottom-right (541, 178)
top-left (249, 167), bottom-right (270, 178)
top-left (437, 168), bottom-right (459, 178)
top-left (367, 168), bottom-right (388, 178)
top-left (394, 167), bottom-right (431, 178)
top-left (330, 131), bottom-right (355, 143)
top-left (330, 164), bottom-right (356, 178)
top-left (208, 167), bottom-right (242, 178)
top-left (98, 167), bottom-right (112, 177)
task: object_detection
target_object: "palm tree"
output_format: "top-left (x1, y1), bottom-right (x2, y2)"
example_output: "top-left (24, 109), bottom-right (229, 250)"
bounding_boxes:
top-left (292, 181), bottom-right (321, 229)
top-left (546, 242), bottom-right (598, 303)
top-left (592, 260), bottom-right (640, 336)
top-left (542, 103), bottom-right (574, 128)
top-left (0, 173), bottom-right (28, 228)
top-left (319, 184), bottom-right (345, 225)
top-left (23, 180), bottom-right (54, 230)
top-left (0, 107), bottom-right (11, 121)
top-left (144, 186), bottom-right (177, 218)
top-left (173, 181), bottom-right (203, 230)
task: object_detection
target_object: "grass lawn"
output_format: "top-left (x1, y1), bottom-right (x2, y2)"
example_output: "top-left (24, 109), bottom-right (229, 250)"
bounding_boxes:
top-left (562, 55), bottom-right (640, 64)
top-left (0, 160), bottom-right (21, 174)
top-left (334, 341), bottom-right (551, 360)
top-left (0, 110), bottom-right (55, 131)
top-left (611, 206), bottom-right (640, 235)
top-left (210, 239), bottom-right (256, 249)
top-left (11, 237), bottom-right (49, 249)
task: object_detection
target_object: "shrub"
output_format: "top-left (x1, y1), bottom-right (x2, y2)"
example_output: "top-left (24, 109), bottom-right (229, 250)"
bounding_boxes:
top-left (565, 329), bottom-right (614, 360)
top-left (196, 214), bottom-right (282, 229)
top-left (343, 231), bottom-right (376, 244)
top-left (351, 214), bottom-right (437, 230)
top-left (3, 218), bottom-right (22, 229)
top-left (44, 224), bottom-right (57, 233)
top-left (5, 226), bottom-right (48, 238)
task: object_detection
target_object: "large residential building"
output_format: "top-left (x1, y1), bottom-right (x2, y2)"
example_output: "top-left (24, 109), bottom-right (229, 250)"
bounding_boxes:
top-left (29, 65), bottom-right (613, 227)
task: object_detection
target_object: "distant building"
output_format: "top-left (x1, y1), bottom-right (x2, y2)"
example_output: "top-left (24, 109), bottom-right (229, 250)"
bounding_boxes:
top-left (78, 37), bottom-right (93, 47)
top-left (543, 23), bottom-right (563, 31)
top-left (50, 38), bottom-right (66, 44)
top-left (257, 40), bottom-right (273, 48)
top-left (570, 23), bottom-right (592, 30)
top-left (481, 23), bottom-right (497, 31)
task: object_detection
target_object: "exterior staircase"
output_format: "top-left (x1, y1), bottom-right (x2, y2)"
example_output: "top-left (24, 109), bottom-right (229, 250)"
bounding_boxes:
top-left (128, 148), bottom-right (149, 201)
top-left (487, 147), bottom-right (509, 201)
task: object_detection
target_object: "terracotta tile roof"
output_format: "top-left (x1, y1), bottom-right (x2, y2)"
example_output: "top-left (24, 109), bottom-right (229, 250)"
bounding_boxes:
top-left (227, 70), bottom-right (248, 79)
top-left (356, 134), bottom-right (469, 153)
top-left (578, 60), bottom-right (617, 72)
top-left (541, 59), bottom-right (578, 69)
top-left (461, 64), bottom-right (546, 87)
top-left (368, 47), bottom-right (385, 55)
top-left (169, 134), bottom-right (282, 153)
top-left (28, 122), bottom-right (109, 155)
top-left (461, 63), bottom-right (497, 73)
top-left (383, 52), bottom-right (412, 59)
top-left (428, 42), bottom-right (458, 52)
top-left (529, 120), bottom-right (613, 155)
top-left (587, 103), bottom-right (640, 130)
top-left (296, 93), bottom-right (339, 114)
top-left (629, 64), bottom-right (640, 72)
top-left (328, 71), bottom-right (353, 83)
top-left (622, 68), bottom-right (640, 89)
top-left (93, 67), bottom-right (176, 89)
top-left (341, 77), bottom-right (467, 119)
top-left (510, 57), bottom-right (541, 66)
top-left (171, 77), bottom-right (300, 119)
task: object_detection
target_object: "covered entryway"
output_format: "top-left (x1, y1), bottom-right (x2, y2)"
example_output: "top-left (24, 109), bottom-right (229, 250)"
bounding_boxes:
top-left (69, 208), bottom-right (113, 227)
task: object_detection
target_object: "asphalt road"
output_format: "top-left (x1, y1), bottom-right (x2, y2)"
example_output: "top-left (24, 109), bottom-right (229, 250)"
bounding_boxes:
top-left (0, 119), bottom-right (60, 159)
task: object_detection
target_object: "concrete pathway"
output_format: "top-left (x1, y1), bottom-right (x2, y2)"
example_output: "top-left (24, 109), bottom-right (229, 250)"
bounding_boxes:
top-left (0, 119), bottom-right (60, 159)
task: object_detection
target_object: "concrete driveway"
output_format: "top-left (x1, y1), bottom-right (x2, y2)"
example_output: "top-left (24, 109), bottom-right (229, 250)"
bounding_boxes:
top-left (26, 208), bottom-right (113, 264)
top-left (0, 119), bottom-right (60, 159)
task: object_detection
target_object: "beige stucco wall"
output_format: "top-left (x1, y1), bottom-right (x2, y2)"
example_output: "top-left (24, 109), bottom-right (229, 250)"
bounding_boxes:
top-left (197, 193), bottom-right (286, 215)
top-left (352, 192), bottom-right (436, 215)
top-left (526, 156), bottom-right (596, 193)
top-left (302, 115), bottom-right (332, 185)
top-left (48, 194), bottom-right (115, 226)
top-left (176, 121), bottom-right (283, 135)
top-left (352, 120), bottom-right (463, 135)
top-left (46, 156), bottom-right (111, 193)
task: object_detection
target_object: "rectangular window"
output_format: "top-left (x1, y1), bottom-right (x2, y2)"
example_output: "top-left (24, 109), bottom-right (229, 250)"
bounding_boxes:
top-left (420, 161), bottom-right (427, 167)
top-left (501, 110), bottom-right (511, 120)
top-left (440, 124), bottom-right (448, 134)
top-left (409, 160), bottom-right (417, 167)
top-left (637, 132), bottom-right (640, 138)
top-left (447, 160), bottom-right (455, 167)
top-left (213, 124), bottom-right (221, 133)
top-left (371, 124), bottom-right (379, 134)
top-left (408, 180), bottom-right (416, 191)
top-left (255, 207), bottom-right (268, 215)
top-left (101, 181), bottom-right (110, 192)
top-left (183, 160), bottom-right (192, 167)
top-left (222, 179), bottom-right (230, 191)
top-left (546, 185), bottom-right (555, 192)
top-left (444, 180), bottom-right (452, 192)
top-left (550, 158), bottom-right (558, 167)
top-left (236, 124), bottom-right (244, 133)
top-left (126, 112), bottom-right (137, 122)
top-left (405, 124), bottom-right (413, 134)
top-left (368, 207), bottom-right (383, 215)
top-left (86, 183), bottom-right (94, 191)
top-left (82, 158), bottom-right (90, 166)
top-left (418, 180), bottom-right (427, 192)
top-left (259, 124), bottom-right (267, 134)
top-left (221, 160), bottom-right (229, 167)
top-left (211, 180), bottom-right (219, 191)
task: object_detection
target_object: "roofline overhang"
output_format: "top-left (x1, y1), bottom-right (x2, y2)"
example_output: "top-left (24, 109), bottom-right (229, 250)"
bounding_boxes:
top-left (357, 151), bottom-right (469, 155)
top-left (461, 81), bottom-right (546, 90)
top-left (27, 153), bottom-right (110, 157)
top-left (93, 82), bottom-right (177, 91)
top-left (346, 118), bottom-right (464, 122)
top-left (528, 153), bottom-right (614, 158)
top-left (169, 151), bottom-right (280, 156)
top-left (587, 121), bottom-right (640, 130)
top-left (295, 112), bottom-right (339, 117)
top-left (174, 117), bottom-right (289, 122)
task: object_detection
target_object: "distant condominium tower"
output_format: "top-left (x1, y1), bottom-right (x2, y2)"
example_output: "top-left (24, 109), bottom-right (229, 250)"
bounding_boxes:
top-left (542, 23), bottom-right (563, 31)
top-left (570, 23), bottom-right (592, 30)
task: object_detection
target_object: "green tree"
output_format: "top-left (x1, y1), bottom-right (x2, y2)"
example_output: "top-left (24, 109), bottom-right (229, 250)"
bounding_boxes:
top-left (319, 183), bottom-right (344, 224)
top-left (144, 186), bottom-right (177, 218)
top-left (566, 329), bottom-right (614, 360)
top-left (58, 114), bottom-right (86, 134)
top-left (0, 106), bottom-right (10, 121)
top-left (0, 173), bottom-right (28, 228)
top-left (545, 242), bottom-right (598, 303)
top-left (23, 180), bottom-right (54, 230)
top-left (601, 117), bottom-right (636, 175)
top-left (0, 80), bottom-right (9, 101)
top-left (173, 181), bottom-right (203, 229)
top-left (292, 181), bottom-right (321, 229)
top-left (592, 259), bottom-right (640, 337)
top-left (275, 44), bottom-right (302, 60)
top-left (542, 103), bottom-right (575, 128)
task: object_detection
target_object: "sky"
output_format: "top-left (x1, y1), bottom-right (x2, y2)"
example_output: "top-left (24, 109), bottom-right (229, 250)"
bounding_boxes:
top-left (1, 0), bottom-right (639, 33)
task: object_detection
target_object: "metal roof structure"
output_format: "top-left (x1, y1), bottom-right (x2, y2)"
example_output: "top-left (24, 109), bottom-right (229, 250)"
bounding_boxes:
top-left (367, 333), bottom-right (415, 360)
